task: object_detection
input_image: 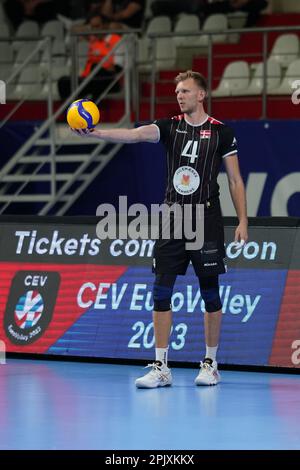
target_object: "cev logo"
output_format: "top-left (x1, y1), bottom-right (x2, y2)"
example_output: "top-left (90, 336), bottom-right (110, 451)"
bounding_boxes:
top-left (0, 80), bottom-right (6, 104)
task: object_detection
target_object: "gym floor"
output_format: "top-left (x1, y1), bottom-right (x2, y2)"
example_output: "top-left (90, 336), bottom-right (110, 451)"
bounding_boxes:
top-left (1, 359), bottom-right (300, 450)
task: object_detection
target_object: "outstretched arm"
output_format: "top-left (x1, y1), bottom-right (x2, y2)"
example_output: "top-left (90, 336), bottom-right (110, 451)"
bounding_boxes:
top-left (72, 123), bottom-right (160, 144)
top-left (223, 154), bottom-right (248, 244)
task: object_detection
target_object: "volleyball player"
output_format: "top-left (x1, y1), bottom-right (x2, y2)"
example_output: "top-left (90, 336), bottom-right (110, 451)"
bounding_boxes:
top-left (73, 70), bottom-right (248, 387)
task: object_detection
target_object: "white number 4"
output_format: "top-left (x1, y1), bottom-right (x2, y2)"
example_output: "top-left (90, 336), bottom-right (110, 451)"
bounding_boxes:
top-left (181, 140), bottom-right (199, 163)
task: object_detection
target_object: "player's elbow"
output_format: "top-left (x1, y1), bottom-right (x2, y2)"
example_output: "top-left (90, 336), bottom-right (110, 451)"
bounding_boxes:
top-left (229, 176), bottom-right (244, 191)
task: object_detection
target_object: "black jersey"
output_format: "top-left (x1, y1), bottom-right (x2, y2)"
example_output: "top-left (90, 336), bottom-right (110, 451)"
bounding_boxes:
top-left (154, 114), bottom-right (238, 205)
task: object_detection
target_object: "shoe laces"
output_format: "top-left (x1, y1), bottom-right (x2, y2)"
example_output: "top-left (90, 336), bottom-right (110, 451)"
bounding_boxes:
top-left (145, 362), bottom-right (169, 380)
top-left (145, 361), bottom-right (163, 372)
top-left (199, 360), bottom-right (214, 372)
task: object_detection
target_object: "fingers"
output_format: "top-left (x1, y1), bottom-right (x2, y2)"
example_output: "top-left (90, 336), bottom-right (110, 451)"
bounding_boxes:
top-left (233, 239), bottom-right (245, 249)
top-left (70, 127), bottom-right (94, 136)
top-left (234, 228), bottom-right (246, 248)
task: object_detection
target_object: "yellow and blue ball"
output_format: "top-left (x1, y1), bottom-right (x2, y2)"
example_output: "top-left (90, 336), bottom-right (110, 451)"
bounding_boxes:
top-left (67, 99), bottom-right (100, 129)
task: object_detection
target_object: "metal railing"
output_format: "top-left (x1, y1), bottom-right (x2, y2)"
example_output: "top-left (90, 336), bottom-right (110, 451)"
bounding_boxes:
top-left (1, 23), bottom-right (299, 213)
top-left (0, 36), bottom-right (51, 128)
top-left (147, 25), bottom-right (300, 120)
top-left (0, 31), bottom-right (138, 215)
top-left (68, 28), bottom-right (140, 115)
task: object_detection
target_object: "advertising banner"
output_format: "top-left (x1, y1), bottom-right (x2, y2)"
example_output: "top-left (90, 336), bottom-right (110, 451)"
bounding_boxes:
top-left (0, 218), bottom-right (299, 368)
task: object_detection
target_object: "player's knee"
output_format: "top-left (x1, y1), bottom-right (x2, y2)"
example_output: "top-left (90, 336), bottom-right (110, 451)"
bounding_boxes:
top-left (153, 274), bottom-right (175, 312)
top-left (153, 298), bottom-right (172, 311)
top-left (153, 285), bottom-right (172, 311)
top-left (199, 276), bottom-right (222, 313)
top-left (202, 293), bottom-right (222, 312)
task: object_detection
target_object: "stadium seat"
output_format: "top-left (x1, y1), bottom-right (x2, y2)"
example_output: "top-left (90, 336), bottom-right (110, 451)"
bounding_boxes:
top-left (242, 59), bottom-right (281, 95)
top-left (173, 14), bottom-right (200, 47)
top-left (47, 63), bottom-right (70, 80)
top-left (53, 39), bottom-right (66, 56)
top-left (212, 61), bottom-right (250, 97)
top-left (226, 11), bottom-right (247, 44)
top-left (13, 21), bottom-right (40, 52)
top-left (40, 81), bottom-right (61, 101)
top-left (138, 16), bottom-right (172, 70)
top-left (269, 34), bottom-right (299, 69)
top-left (0, 42), bottom-right (13, 63)
top-left (197, 14), bottom-right (228, 46)
top-left (268, 59), bottom-right (300, 95)
top-left (40, 57), bottom-right (69, 77)
top-left (0, 63), bottom-right (13, 81)
top-left (146, 16), bottom-right (172, 35)
top-left (41, 20), bottom-right (64, 40)
top-left (227, 11), bottom-right (247, 29)
top-left (138, 36), bottom-right (176, 71)
top-left (155, 37), bottom-right (176, 70)
top-left (14, 42), bottom-right (41, 65)
top-left (15, 20), bottom-right (39, 38)
top-left (1, 42), bottom-right (17, 97)
top-left (8, 64), bottom-right (43, 100)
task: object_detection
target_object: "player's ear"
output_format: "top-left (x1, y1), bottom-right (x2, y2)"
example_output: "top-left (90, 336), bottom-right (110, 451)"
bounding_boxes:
top-left (198, 89), bottom-right (206, 102)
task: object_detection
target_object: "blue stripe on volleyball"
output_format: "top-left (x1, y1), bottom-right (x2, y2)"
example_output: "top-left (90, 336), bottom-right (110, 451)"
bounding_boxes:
top-left (77, 99), bottom-right (93, 128)
top-left (67, 99), bottom-right (88, 113)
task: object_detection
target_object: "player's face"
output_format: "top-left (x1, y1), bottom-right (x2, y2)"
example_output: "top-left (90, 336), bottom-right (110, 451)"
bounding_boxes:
top-left (175, 78), bottom-right (206, 114)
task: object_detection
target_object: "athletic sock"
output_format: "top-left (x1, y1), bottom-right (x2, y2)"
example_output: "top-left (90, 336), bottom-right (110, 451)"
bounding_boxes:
top-left (155, 347), bottom-right (168, 366)
top-left (205, 345), bottom-right (218, 362)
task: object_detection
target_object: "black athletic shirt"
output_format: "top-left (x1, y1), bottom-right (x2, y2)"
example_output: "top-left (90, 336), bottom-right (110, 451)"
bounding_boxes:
top-left (154, 114), bottom-right (238, 205)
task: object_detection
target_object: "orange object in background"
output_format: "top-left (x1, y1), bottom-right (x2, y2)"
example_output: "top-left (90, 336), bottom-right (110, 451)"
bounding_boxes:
top-left (81, 34), bottom-right (121, 78)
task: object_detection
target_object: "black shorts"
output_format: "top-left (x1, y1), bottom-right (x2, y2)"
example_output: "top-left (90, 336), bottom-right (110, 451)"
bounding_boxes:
top-left (152, 199), bottom-right (227, 277)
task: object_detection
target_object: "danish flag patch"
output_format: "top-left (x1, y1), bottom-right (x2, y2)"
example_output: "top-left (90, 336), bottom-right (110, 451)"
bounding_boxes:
top-left (200, 130), bottom-right (211, 139)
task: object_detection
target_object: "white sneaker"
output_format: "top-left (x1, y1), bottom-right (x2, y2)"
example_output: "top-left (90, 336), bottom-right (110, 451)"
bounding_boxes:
top-left (135, 361), bottom-right (172, 389)
top-left (194, 358), bottom-right (221, 386)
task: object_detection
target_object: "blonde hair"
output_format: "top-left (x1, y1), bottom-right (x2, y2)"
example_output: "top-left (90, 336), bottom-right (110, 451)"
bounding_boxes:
top-left (175, 70), bottom-right (207, 93)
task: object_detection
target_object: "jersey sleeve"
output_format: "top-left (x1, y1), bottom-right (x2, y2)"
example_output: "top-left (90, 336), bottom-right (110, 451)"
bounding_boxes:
top-left (219, 125), bottom-right (238, 158)
top-left (153, 118), bottom-right (172, 145)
